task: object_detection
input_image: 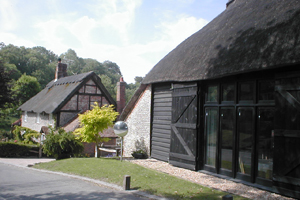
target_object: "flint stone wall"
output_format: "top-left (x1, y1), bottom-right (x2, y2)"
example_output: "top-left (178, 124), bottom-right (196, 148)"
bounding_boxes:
top-left (123, 85), bottom-right (151, 157)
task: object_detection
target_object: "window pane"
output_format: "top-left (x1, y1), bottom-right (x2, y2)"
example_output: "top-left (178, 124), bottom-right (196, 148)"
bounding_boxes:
top-left (238, 108), bottom-right (253, 175)
top-left (220, 108), bottom-right (234, 171)
top-left (205, 108), bottom-right (218, 167)
top-left (257, 108), bottom-right (274, 180)
top-left (239, 82), bottom-right (254, 101)
top-left (222, 84), bottom-right (235, 101)
top-left (259, 81), bottom-right (274, 101)
top-left (207, 86), bottom-right (218, 102)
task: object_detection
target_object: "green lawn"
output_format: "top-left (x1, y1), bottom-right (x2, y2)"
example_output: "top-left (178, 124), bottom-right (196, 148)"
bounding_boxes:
top-left (34, 158), bottom-right (248, 200)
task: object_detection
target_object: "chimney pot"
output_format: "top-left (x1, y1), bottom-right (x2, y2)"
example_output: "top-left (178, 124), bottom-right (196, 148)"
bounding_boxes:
top-left (55, 59), bottom-right (68, 80)
top-left (226, 0), bottom-right (235, 8)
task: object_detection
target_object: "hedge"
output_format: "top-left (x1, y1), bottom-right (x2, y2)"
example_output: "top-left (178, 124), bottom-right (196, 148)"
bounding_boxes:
top-left (0, 142), bottom-right (40, 157)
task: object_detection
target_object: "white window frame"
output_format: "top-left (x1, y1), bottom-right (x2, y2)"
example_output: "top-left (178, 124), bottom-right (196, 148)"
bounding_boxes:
top-left (49, 113), bottom-right (53, 125)
top-left (24, 111), bottom-right (28, 122)
top-left (36, 113), bottom-right (40, 124)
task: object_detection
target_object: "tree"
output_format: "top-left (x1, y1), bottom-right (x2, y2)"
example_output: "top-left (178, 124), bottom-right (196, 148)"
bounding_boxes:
top-left (74, 103), bottom-right (119, 157)
top-left (60, 49), bottom-right (85, 75)
top-left (0, 60), bottom-right (12, 109)
top-left (11, 74), bottom-right (41, 106)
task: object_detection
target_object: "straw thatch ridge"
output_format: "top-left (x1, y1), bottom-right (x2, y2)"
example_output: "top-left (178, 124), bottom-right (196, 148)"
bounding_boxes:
top-left (142, 0), bottom-right (300, 84)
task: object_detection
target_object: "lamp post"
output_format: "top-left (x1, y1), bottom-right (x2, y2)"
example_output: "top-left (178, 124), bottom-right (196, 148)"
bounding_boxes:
top-left (113, 121), bottom-right (128, 161)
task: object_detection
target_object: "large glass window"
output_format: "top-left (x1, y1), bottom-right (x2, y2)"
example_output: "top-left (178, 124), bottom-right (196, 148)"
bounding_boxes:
top-left (222, 84), bottom-right (235, 102)
top-left (207, 86), bottom-right (218, 102)
top-left (257, 108), bottom-right (274, 180)
top-left (258, 80), bottom-right (274, 101)
top-left (220, 108), bottom-right (234, 171)
top-left (239, 82), bottom-right (254, 102)
top-left (205, 108), bottom-right (218, 167)
top-left (237, 108), bottom-right (254, 175)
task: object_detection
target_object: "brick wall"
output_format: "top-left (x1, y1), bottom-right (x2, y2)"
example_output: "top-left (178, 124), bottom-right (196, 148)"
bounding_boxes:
top-left (123, 85), bottom-right (151, 157)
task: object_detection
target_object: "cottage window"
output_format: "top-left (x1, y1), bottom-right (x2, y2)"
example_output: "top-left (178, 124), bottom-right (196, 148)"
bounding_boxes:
top-left (24, 111), bottom-right (28, 122)
top-left (36, 113), bottom-right (40, 123)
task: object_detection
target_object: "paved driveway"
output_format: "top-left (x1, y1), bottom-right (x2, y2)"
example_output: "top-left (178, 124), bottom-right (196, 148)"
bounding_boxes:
top-left (0, 161), bottom-right (152, 200)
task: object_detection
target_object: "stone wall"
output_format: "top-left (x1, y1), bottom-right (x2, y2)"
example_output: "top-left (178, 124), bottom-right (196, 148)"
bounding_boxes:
top-left (123, 85), bottom-right (151, 157)
top-left (21, 111), bottom-right (53, 132)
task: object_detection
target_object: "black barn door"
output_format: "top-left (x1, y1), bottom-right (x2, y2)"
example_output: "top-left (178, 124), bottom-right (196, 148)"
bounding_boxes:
top-left (169, 83), bottom-right (198, 170)
top-left (274, 75), bottom-right (300, 198)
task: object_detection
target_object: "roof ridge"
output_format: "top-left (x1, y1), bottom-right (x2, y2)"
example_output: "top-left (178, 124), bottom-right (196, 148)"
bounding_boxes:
top-left (46, 71), bottom-right (94, 89)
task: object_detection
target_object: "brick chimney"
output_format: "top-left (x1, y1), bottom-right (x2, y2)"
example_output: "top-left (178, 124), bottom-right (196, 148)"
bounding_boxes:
top-left (55, 58), bottom-right (68, 81)
top-left (116, 77), bottom-right (126, 115)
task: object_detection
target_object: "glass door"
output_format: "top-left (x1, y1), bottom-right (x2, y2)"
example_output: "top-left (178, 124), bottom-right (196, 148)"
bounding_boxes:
top-left (236, 107), bottom-right (254, 182)
top-left (256, 107), bottom-right (274, 186)
top-left (204, 108), bottom-right (218, 172)
top-left (219, 108), bottom-right (235, 177)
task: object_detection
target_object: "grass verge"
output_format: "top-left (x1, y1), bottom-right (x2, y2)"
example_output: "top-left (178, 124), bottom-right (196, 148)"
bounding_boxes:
top-left (33, 158), bottom-right (248, 200)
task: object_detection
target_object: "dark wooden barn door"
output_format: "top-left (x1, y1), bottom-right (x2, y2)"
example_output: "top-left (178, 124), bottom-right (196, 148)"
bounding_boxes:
top-left (169, 83), bottom-right (198, 170)
top-left (274, 75), bottom-right (300, 196)
top-left (151, 84), bottom-right (172, 162)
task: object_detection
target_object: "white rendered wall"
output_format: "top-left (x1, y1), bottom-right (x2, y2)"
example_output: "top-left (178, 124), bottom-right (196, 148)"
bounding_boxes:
top-left (21, 111), bottom-right (53, 132)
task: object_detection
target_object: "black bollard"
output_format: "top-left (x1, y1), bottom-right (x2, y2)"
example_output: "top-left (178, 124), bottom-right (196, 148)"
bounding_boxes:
top-left (222, 194), bottom-right (233, 200)
top-left (123, 175), bottom-right (131, 190)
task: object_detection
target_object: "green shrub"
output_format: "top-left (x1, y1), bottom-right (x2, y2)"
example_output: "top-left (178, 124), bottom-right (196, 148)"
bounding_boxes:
top-left (43, 128), bottom-right (84, 160)
top-left (0, 142), bottom-right (39, 157)
top-left (12, 126), bottom-right (40, 144)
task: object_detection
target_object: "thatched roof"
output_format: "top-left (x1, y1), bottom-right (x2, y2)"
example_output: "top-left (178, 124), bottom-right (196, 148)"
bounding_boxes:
top-left (19, 71), bottom-right (116, 113)
top-left (142, 0), bottom-right (300, 84)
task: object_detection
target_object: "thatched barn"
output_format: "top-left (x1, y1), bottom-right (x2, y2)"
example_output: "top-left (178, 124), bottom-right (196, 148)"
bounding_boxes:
top-left (120, 0), bottom-right (300, 198)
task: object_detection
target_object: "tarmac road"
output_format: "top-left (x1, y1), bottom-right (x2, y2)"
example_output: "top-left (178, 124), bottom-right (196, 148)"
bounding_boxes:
top-left (0, 162), bottom-right (151, 200)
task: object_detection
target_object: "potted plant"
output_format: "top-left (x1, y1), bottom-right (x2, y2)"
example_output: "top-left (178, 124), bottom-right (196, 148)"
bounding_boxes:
top-left (131, 149), bottom-right (148, 159)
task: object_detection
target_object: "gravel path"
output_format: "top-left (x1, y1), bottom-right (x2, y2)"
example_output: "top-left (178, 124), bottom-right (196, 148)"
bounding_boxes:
top-left (129, 158), bottom-right (294, 200)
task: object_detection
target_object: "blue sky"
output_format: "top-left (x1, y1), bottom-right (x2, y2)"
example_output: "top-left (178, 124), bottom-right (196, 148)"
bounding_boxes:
top-left (0, 0), bottom-right (226, 83)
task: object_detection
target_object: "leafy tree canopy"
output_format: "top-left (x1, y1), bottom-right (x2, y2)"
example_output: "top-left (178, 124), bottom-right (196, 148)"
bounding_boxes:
top-left (0, 60), bottom-right (11, 109)
top-left (11, 74), bottom-right (41, 106)
top-left (74, 103), bottom-right (118, 147)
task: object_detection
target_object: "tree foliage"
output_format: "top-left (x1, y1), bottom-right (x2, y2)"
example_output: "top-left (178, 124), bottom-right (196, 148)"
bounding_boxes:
top-left (11, 74), bottom-right (41, 106)
top-left (74, 103), bottom-right (119, 147)
top-left (12, 125), bottom-right (40, 144)
top-left (0, 60), bottom-right (11, 109)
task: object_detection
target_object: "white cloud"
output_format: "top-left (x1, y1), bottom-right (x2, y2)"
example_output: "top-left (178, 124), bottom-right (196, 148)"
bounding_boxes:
top-left (87, 0), bottom-right (142, 45)
top-left (159, 15), bottom-right (208, 47)
top-left (0, 0), bottom-right (18, 31)
top-left (0, 31), bottom-right (36, 47)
